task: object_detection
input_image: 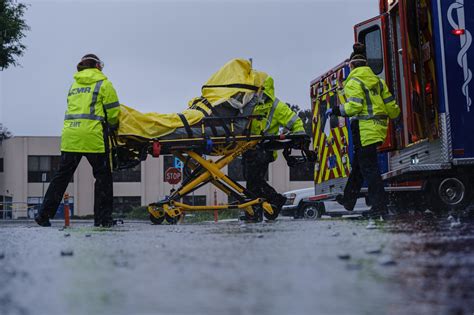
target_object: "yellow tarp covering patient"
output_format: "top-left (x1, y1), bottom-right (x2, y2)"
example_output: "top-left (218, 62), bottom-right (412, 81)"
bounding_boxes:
top-left (117, 58), bottom-right (268, 140)
top-left (118, 106), bottom-right (203, 139)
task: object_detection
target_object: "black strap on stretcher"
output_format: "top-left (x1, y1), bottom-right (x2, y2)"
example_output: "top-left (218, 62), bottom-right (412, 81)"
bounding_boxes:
top-left (192, 96), bottom-right (233, 141)
top-left (201, 83), bottom-right (259, 92)
top-left (206, 105), bottom-right (233, 141)
top-left (194, 106), bottom-right (218, 137)
top-left (177, 113), bottom-right (193, 138)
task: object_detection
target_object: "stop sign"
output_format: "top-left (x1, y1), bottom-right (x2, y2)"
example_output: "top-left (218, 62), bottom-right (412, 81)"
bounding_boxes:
top-left (164, 167), bottom-right (182, 185)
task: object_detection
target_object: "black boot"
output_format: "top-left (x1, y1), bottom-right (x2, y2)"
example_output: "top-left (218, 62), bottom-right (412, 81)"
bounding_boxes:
top-left (34, 214), bottom-right (51, 227)
top-left (101, 218), bottom-right (116, 228)
top-left (265, 195), bottom-right (286, 220)
top-left (336, 194), bottom-right (354, 211)
top-left (239, 207), bottom-right (263, 223)
top-left (276, 195), bottom-right (287, 209)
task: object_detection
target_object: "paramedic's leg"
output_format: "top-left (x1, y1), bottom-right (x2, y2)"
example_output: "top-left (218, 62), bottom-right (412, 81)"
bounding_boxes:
top-left (37, 152), bottom-right (82, 224)
top-left (86, 153), bottom-right (114, 227)
top-left (244, 150), bottom-right (286, 211)
top-left (242, 149), bottom-right (272, 220)
top-left (339, 120), bottom-right (363, 211)
top-left (259, 151), bottom-right (287, 210)
top-left (243, 149), bottom-right (267, 195)
top-left (340, 147), bottom-right (364, 211)
top-left (359, 143), bottom-right (387, 212)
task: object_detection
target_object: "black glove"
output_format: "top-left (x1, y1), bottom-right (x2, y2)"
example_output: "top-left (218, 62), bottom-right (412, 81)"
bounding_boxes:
top-left (331, 105), bottom-right (342, 116)
top-left (109, 123), bottom-right (119, 131)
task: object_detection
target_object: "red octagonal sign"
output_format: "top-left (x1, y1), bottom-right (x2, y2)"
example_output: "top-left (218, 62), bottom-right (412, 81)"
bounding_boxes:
top-left (164, 167), bottom-right (182, 185)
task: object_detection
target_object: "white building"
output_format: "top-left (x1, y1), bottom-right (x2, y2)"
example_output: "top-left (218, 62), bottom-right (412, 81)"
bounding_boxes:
top-left (0, 136), bottom-right (314, 218)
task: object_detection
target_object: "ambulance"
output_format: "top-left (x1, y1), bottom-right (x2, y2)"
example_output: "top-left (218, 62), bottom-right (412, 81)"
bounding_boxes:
top-left (310, 0), bottom-right (474, 212)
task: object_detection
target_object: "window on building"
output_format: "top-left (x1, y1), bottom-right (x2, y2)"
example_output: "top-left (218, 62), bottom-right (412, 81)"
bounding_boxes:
top-left (182, 195), bottom-right (206, 206)
top-left (289, 159), bottom-right (315, 181)
top-left (227, 156), bottom-right (268, 182)
top-left (28, 156), bottom-right (64, 183)
top-left (0, 196), bottom-right (13, 219)
top-left (113, 196), bottom-right (141, 214)
top-left (113, 163), bottom-right (141, 182)
top-left (359, 26), bottom-right (384, 75)
top-left (0, 158), bottom-right (3, 172)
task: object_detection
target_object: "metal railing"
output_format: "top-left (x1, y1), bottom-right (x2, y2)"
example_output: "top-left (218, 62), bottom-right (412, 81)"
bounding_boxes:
top-left (0, 202), bottom-right (36, 219)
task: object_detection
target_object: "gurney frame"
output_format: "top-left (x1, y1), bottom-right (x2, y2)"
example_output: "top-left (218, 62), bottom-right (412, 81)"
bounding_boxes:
top-left (113, 116), bottom-right (313, 224)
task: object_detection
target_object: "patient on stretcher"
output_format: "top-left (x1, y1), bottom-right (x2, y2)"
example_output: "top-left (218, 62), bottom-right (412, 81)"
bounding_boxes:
top-left (116, 58), bottom-right (288, 141)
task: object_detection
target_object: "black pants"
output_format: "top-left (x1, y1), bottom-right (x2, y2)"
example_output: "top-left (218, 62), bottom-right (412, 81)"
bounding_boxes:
top-left (242, 149), bottom-right (286, 210)
top-left (38, 152), bottom-right (113, 224)
top-left (342, 121), bottom-right (387, 211)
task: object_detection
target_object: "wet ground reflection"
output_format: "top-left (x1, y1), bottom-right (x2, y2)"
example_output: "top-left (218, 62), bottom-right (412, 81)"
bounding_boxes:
top-left (385, 215), bottom-right (474, 314)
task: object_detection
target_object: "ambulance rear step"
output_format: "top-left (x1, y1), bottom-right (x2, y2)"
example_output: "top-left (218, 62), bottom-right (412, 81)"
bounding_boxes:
top-left (309, 185), bottom-right (423, 202)
top-left (381, 163), bottom-right (452, 181)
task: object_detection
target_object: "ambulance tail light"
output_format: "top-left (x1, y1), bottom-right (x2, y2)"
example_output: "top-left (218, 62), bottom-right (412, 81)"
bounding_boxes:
top-left (451, 29), bottom-right (465, 36)
top-left (425, 82), bottom-right (432, 94)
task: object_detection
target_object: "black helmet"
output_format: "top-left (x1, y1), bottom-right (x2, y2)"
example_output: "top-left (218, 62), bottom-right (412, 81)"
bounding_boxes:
top-left (77, 54), bottom-right (104, 71)
top-left (349, 43), bottom-right (367, 68)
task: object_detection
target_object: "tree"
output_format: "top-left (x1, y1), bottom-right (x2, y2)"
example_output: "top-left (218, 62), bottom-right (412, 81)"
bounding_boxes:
top-left (0, 123), bottom-right (13, 142)
top-left (0, 0), bottom-right (29, 70)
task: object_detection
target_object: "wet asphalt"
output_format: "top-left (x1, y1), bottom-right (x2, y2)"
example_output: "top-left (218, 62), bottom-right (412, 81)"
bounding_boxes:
top-left (0, 214), bottom-right (473, 315)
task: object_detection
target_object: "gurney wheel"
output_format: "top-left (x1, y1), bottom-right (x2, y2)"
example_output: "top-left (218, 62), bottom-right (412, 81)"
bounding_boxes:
top-left (165, 213), bottom-right (181, 225)
top-left (263, 206), bottom-right (280, 221)
top-left (149, 213), bottom-right (165, 225)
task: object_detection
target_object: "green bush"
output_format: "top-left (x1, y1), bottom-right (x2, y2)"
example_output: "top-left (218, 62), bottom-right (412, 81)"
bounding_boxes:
top-left (123, 206), bottom-right (149, 220)
top-left (122, 206), bottom-right (241, 223)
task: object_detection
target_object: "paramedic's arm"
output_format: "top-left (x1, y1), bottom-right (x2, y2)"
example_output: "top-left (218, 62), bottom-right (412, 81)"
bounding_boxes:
top-left (276, 103), bottom-right (305, 134)
top-left (102, 81), bottom-right (120, 129)
top-left (381, 80), bottom-right (400, 119)
top-left (333, 80), bottom-right (364, 117)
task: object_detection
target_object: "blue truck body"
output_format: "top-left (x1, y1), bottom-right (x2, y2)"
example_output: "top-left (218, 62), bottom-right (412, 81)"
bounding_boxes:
top-left (311, 0), bottom-right (474, 210)
top-left (433, 0), bottom-right (474, 159)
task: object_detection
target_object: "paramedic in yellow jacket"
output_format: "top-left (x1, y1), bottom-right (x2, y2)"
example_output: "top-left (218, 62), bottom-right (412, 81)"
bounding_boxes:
top-left (242, 76), bottom-right (305, 221)
top-left (35, 54), bottom-right (120, 227)
top-left (327, 43), bottom-right (400, 218)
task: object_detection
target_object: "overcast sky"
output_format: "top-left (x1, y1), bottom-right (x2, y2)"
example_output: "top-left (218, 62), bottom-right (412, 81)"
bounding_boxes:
top-left (0, 0), bottom-right (378, 136)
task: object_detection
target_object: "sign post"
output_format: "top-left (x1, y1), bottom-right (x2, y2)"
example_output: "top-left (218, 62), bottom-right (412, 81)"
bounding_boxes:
top-left (213, 190), bottom-right (218, 223)
top-left (164, 167), bottom-right (183, 222)
top-left (63, 193), bottom-right (70, 227)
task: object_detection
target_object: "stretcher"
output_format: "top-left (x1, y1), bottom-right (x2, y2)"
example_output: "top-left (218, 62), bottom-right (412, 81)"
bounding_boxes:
top-left (111, 58), bottom-right (314, 224)
top-left (113, 114), bottom-right (312, 224)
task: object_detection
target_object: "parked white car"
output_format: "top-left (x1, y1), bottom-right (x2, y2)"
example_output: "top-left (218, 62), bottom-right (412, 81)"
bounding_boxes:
top-left (281, 188), bottom-right (325, 219)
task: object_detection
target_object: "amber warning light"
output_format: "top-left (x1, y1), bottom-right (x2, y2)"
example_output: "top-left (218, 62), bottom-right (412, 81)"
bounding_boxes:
top-left (452, 29), bottom-right (465, 36)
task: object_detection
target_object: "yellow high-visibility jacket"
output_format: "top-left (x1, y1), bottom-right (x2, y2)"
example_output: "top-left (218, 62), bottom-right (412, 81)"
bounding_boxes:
top-left (251, 76), bottom-right (305, 136)
top-left (61, 68), bottom-right (120, 153)
top-left (339, 66), bottom-right (400, 147)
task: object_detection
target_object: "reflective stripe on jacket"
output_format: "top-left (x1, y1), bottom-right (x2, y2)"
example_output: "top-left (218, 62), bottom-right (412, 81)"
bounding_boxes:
top-left (61, 68), bottom-right (120, 153)
top-left (339, 66), bottom-right (400, 147)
